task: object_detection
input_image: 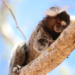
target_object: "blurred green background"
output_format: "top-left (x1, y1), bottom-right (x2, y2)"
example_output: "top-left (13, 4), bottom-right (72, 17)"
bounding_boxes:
top-left (0, 0), bottom-right (75, 75)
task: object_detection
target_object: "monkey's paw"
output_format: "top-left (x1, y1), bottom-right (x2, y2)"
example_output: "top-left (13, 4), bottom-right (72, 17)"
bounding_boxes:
top-left (13, 65), bottom-right (22, 73)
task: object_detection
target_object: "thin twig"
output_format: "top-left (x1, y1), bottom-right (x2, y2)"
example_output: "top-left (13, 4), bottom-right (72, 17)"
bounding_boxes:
top-left (1, 0), bottom-right (28, 43)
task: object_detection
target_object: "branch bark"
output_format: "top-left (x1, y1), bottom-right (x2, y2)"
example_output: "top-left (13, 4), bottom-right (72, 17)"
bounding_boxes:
top-left (10, 21), bottom-right (75, 75)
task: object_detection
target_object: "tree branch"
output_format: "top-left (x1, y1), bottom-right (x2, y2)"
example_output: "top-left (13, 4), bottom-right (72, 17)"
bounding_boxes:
top-left (9, 21), bottom-right (75, 75)
top-left (1, 0), bottom-right (28, 43)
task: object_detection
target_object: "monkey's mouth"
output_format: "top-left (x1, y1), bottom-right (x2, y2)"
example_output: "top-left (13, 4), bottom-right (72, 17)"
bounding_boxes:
top-left (54, 25), bottom-right (62, 33)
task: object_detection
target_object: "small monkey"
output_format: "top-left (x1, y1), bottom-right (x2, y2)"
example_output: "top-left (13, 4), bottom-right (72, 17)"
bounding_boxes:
top-left (27, 6), bottom-right (70, 63)
top-left (9, 6), bottom-right (70, 73)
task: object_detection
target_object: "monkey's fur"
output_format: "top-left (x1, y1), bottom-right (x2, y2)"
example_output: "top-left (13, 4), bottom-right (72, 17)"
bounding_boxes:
top-left (9, 6), bottom-right (70, 73)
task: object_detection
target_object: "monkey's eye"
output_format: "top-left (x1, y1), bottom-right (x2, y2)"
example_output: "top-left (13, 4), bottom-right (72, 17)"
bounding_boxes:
top-left (57, 20), bottom-right (60, 24)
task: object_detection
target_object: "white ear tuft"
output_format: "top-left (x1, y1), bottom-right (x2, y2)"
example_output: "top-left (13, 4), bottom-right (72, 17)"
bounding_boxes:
top-left (45, 7), bottom-right (59, 17)
top-left (45, 6), bottom-right (69, 17)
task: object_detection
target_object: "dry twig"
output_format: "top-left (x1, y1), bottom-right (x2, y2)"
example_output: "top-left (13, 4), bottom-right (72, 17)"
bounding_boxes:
top-left (1, 0), bottom-right (28, 43)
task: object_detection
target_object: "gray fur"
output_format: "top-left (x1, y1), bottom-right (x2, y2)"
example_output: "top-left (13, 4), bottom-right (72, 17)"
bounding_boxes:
top-left (27, 21), bottom-right (53, 63)
top-left (9, 41), bottom-right (27, 73)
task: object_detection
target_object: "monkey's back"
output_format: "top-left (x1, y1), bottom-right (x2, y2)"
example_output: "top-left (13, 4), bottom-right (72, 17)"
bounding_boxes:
top-left (27, 21), bottom-right (52, 64)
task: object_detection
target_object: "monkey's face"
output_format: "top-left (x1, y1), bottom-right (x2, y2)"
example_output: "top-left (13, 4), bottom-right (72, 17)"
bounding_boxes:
top-left (44, 11), bottom-right (70, 33)
top-left (54, 19), bottom-right (67, 33)
top-left (54, 11), bottom-right (70, 33)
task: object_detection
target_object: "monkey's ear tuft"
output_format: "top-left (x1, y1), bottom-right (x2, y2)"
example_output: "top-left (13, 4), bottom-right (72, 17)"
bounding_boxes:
top-left (45, 6), bottom-right (69, 17)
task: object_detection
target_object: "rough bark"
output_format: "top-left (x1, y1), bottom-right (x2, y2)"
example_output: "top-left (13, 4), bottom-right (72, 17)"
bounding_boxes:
top-left (10, 21), bottom-right (75, 75)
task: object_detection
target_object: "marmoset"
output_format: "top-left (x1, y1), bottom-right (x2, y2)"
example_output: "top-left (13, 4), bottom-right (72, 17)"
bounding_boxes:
top-left (9, 6), bottom-right (70, 73)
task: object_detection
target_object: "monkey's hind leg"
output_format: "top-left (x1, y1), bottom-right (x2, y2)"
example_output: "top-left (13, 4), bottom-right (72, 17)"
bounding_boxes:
top-left (9, 41), bottom-right (28, 74)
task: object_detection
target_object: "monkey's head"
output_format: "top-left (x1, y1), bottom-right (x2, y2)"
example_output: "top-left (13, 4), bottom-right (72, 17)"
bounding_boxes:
top-left (44, 6), bottom-right (70, 33)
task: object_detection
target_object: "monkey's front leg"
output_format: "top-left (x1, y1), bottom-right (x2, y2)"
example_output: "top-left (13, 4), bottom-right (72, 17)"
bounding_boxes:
top-left (33, 38), bottom-right (54, 53)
